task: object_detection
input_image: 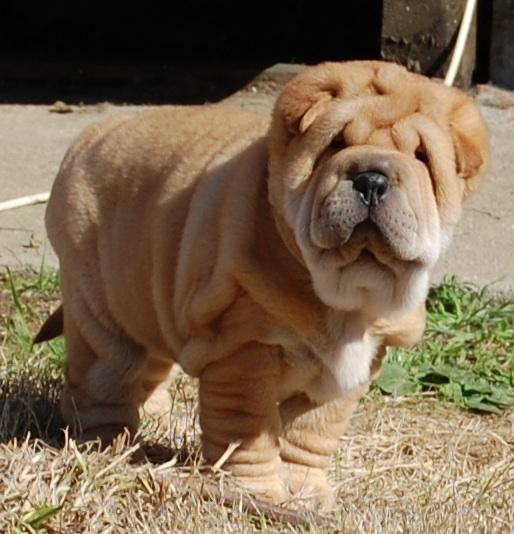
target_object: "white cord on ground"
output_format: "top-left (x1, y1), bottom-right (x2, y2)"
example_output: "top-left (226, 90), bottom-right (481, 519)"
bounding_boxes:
top-left (444, 0), bottom-right (478, 86)
top-left (0, 192), bottom-right (50, 213)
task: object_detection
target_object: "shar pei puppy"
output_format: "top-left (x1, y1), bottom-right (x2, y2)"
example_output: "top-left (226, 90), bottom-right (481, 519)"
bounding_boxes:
top-left (36, 61), bottom-right (489, 507)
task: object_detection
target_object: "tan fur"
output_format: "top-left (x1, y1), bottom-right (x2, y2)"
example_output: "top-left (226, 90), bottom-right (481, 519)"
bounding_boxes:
top-left (43, 61), bottom-right (489, 507)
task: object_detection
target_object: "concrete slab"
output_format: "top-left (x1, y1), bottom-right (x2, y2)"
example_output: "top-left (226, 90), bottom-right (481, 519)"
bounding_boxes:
top-left (1, 68), bottom-right (513, 294)
top-left (432, 104), bottom-right (514, 294)
top-left (0, 104), bottom-right (146, 269)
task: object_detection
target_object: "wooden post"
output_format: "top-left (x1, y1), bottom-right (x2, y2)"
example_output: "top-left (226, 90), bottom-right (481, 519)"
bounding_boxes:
top-left (490, 0), bottom-right (514, 89)
top-left (381, 0), bottom-right (477, 88)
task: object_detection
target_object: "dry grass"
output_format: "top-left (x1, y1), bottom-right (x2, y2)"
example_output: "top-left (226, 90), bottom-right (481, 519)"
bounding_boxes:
top-left (0, 371), bottom-right (512, 533)
top-left (336, 398), bottom-right (513, 532)
top-left (1, 269), bottom-right (513, 532)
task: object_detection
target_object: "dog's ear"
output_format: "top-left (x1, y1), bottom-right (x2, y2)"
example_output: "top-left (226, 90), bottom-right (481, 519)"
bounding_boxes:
top-left (278, 88), bottom-right (335, 135)
top-left (297, 92), bottom-right (333, 134)
top-left (450, 99), bottom-right (490, 198)
top-left (274, 63), bottom-right (348, 136)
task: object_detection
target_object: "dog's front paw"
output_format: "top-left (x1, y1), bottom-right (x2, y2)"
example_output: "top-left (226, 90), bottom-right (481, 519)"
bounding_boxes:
top-left (280, 462), bottom-right (335, 510)
top-left (232, 474), bottom-right (290, 504)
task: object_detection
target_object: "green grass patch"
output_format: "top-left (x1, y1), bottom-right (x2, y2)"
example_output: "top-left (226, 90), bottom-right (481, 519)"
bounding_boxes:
top-left (1, 269), bottom-right (513, 414)
top-left (0, 268), bottom-right (65, 443)
top-left (376, 278), bottom-right (514, 413)
top-left (1, 267), bottom-right (65, 376)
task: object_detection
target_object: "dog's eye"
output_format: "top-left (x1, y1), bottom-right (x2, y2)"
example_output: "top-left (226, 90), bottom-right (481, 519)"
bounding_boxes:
top-left (415, 145), bottom-right (429, 166)
top-left (329, 133), bottom-right (346, 150)
top-left (416, 144), bottom-right (437, 194)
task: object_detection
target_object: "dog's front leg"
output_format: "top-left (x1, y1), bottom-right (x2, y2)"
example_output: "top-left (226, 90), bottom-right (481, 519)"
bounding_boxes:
top-left (279, 384), bottom-right (368, 508)
top-left (199, 343), bottom-right (289, 504)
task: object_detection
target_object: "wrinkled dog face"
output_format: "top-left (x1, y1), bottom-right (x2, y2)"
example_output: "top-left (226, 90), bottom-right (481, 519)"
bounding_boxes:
top-left (268, 62), bottom-right (489, 318)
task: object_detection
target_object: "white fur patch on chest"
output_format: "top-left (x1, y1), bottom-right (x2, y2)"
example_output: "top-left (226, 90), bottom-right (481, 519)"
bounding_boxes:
top-left (305, 313), bottom-right (379, 403)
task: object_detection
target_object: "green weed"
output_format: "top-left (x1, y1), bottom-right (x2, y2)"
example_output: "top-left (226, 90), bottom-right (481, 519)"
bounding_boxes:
top-left (377, 278), bottom-right (514, 413)
top-left (0, 268), bottom-right (65, 377)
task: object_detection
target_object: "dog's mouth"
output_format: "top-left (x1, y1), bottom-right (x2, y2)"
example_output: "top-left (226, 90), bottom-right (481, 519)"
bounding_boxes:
top-left (336, 220), bottom-right (397, 267)
top-left (350, 248), bottom-right (384, 267)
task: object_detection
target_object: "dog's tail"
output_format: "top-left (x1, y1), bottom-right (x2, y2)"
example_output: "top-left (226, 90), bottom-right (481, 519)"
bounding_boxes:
top-left (33, 305), bottom-right (64, 343)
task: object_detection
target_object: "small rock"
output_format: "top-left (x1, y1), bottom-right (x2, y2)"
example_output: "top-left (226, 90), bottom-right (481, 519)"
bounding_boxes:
top-left (49, 101), bottom-right (74, 114)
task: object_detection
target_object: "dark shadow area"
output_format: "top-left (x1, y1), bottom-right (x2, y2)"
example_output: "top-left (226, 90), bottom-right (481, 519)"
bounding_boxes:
top-left (475, 0), bottom-right (494, 84)
top-left (140, 441), bottom-right (202, 467)
top-left (0, 372), bottom-right (65, 446)
top-left (0, 1), bottom-right (382, 104)
top-left (0, 370), bottom-right (200, 467)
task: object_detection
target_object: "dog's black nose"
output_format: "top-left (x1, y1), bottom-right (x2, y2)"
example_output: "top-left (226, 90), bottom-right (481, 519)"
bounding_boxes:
top-left (352, 171), bottom-right (389, 207)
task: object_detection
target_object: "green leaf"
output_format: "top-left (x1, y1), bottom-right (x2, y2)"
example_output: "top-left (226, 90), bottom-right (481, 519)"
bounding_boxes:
top-left (439, 382), bottom-right (463, 404)
top-left (22, 505), bottom-right (62, 529)
top-left (461, 379), bottom-right (493, 395)
top-left (376, 362), bottom-right (419, 396)
top-left (421, 365), bottom-right (468, 382)
top-left (487, 387), bottom-right (514, 407)
top-left (462, 396), bottom-right (502, 414)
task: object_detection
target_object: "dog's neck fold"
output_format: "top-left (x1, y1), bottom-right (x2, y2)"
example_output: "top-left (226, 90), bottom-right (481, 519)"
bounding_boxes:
top-left (270, 203), bottom-right (305, 267)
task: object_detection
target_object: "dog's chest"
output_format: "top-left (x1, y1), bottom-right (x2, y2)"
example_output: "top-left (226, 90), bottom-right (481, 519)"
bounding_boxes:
top-left (280, 312), bottom-right (379, 403)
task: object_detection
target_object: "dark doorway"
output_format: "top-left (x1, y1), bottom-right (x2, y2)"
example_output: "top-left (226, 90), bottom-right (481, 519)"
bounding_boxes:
top-left (0, 1), bottom-right (383, 104)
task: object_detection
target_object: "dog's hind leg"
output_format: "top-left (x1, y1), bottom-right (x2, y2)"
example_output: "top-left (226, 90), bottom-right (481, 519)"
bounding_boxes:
top-left (59, 289), bottom-right (174, 445)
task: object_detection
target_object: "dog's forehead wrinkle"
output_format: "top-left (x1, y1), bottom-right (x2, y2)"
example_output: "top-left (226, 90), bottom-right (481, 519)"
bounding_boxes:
top-left (307, 92), bottom-right (431, 153)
